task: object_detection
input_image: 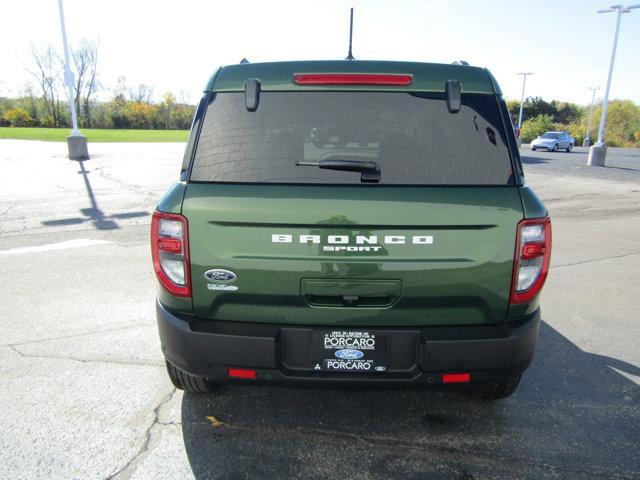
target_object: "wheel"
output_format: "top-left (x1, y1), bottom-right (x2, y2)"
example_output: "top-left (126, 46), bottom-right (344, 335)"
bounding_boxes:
top-left (531, 147), bottom-right (537, 151)
top-left (566, 143), bottom-right (573, 152)
top-left (552, 143), bottom-right (558, 152)
top-left (474, 374), bottom-right (521, 400)
top-left (166, 361), bottom-right (214, 393)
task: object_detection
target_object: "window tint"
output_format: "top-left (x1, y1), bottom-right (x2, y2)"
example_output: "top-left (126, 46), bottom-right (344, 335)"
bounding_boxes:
top-left (190, 92), bottom-right (514, 185)
top-left (542, 133), bottom-right (560, 139)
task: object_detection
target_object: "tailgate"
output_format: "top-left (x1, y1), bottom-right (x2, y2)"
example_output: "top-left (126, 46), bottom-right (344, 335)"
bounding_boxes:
top-left (183, 183), bottom-right (523, 327)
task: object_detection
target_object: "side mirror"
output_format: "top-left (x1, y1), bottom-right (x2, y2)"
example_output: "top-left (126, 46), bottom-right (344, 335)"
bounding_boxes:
top-left (245, 78), bottom-right (261, 112)
top-left (445, 80), bottom-right (461, 113)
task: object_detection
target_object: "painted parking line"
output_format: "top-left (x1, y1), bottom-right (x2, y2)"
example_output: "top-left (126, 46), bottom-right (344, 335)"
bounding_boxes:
top-left (0, 239), bottom-right (113, 255)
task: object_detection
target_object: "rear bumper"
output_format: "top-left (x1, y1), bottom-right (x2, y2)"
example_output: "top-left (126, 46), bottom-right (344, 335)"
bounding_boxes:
top-left (157, 299), bottom-right (540, 385)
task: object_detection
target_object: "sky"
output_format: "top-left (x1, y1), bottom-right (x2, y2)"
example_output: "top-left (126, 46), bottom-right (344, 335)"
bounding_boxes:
top-left (1, 0), bottom-right (639, 106)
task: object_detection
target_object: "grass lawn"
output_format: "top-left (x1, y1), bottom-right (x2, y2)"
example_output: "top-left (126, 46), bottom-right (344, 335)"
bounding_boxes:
top-left (0, 127), bottom-right (188, 142)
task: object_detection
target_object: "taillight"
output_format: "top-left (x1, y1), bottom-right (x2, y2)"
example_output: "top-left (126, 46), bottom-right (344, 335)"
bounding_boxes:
top-left (151, 211), bottom-right (191, 297)
top-left (510, 217), bottom-right (552, 304)
top-left (293, 73), bottom-right (413, 86)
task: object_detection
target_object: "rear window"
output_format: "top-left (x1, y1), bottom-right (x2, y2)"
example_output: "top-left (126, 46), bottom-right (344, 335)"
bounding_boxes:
top-left (190, 91), bottom-right (514, 185)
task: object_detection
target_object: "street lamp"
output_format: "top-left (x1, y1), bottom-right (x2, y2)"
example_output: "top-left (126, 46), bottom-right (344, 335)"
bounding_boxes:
top-left (584, 86), bottom-right (600, 147)
top-left (588, 3), bottom-right (639, 166)
top-left (516, 72), bottom-right (534, 130)
top-left (57, 0), bottom-right (89, 160)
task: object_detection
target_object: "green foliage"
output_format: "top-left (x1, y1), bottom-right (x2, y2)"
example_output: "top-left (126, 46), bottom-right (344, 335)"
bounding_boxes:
top-left (564, 100), bottom-right (640, 147)
top-left (551, 101), bottom-right (583, 125)
top-left (2, 107), bottom-right (34, 127)
top-left (507, 95), bottom-right (640, 147)
top-left (567, 121), bottom-right (588, 145)
top-left (506, 99), bottom-right (519, 124)
top-left (154, 93), bottom-right (194, 130)
top-left (38, 114), bottom-right (57, 128)
top-left (123, 101), bottom-right (157, 129)
top-left (2, 81), bottom-right (638, 148)
top-left (0, 127), bottom-right (188, 142)
top-left (602, 100), bottom-right (640, 147)
top-left (507, 96), bottom-right (582, 126)
top-left (520, 115), bottom-right (555, 143)
top-left (0, 85), bottom-right (195, 131)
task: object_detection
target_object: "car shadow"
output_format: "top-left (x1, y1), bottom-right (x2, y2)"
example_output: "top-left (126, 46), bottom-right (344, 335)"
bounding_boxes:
top-left (179, 321), bottom-right (639, 479)
top-left (41, 159), bottom-right (148, 230)
top-left (519, 155), bottom-right (550, 164)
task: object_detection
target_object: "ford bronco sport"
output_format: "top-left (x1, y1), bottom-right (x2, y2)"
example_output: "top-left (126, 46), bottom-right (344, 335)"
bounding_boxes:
top-left (152, 60), bottom-right (551, 399)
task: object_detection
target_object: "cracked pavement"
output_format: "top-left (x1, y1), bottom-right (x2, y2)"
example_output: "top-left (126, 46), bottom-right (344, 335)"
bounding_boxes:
top-left (0, 140), bottom-right (638, 479)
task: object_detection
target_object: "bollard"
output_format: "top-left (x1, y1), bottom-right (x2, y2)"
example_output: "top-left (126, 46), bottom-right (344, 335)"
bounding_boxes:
top-left (587, 144), bottom-right (606, 166)
top-left (67, 134), bottom-right (89, 160)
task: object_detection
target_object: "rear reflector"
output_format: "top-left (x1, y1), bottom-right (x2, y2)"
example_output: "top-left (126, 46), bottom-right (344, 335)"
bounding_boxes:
top-left (442, 373), bottom-right (471, 384)
top-left (228, 368), bottom-right (257, 379)
top-left (293, 73), bottom-right (412, 86)
top-left (157, 237), bottom-right (182, 253)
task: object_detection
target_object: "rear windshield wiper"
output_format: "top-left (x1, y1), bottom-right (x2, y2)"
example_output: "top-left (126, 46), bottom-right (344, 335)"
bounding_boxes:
top-left (295, 159), bottom-right (381, 183)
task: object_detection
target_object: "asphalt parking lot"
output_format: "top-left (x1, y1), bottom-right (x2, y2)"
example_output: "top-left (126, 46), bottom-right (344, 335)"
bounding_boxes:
top-left (0, 140), bottom-right (638, 479)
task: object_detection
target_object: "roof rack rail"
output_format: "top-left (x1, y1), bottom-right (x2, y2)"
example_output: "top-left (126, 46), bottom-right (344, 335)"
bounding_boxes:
top-left (240, 58), bottom-right (250, 64)
top-left (451, 60), bottom-right (470, 66)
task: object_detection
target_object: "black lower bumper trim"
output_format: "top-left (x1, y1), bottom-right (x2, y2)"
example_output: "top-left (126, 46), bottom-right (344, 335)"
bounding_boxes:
top-left (156, 300), bottom-right (540, 385)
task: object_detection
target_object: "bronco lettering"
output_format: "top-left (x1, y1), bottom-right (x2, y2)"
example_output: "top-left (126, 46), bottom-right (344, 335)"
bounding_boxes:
top-left (272, 234), bottom-right (434, 245)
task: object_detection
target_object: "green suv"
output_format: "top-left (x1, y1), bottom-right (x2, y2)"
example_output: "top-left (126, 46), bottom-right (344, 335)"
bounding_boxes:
top-left (152, 60), bottom-right (551, 399)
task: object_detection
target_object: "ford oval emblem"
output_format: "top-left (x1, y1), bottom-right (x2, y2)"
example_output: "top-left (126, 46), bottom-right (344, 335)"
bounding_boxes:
top-left (204, 269), bottom-right (237, 283)
top-left (334, 349), bottom-right (364, 360)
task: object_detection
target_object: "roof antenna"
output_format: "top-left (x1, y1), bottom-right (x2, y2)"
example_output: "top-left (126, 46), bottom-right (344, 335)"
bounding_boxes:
top-left (345, 8), bottom-right (355, 60)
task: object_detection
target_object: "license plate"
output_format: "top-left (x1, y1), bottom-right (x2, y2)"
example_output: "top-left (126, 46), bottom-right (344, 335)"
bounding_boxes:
top-left (312, 330), bottom-right (388, 373)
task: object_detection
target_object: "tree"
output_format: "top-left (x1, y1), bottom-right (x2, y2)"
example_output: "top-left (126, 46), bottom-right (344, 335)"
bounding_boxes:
top-left (28, 45), bottom-right (63, 127)
top-left (507, 98), bottom-right (522, 124)
top-left (129, 83), bottom-right (153, 104)
top-left (154, 93), bottom-right (195, 130)
top-left (156, 92), bottom-right (177, 129)
top-left (598, 100), bottom-right (640, 147)
top-left (566, 100), bottom-right (640, 147)
top-left (520, 114), bottom-right (555, 143)
top-left (72, 39), bottom-right (100, 127)
top-left (123, 101), bottom-right (156, 129)
top-left (551, 101), bottom-right (582, 125)
top-left (2, 107), bottom-right (34, 127)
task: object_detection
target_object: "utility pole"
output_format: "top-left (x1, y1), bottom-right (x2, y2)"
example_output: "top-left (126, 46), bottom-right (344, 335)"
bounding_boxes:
top-left (57, 0), bottom-right (89, 159)
top-left (588, 4), bottom-right (639, 166)
top-left (584, 87), bottom-right (600, 147)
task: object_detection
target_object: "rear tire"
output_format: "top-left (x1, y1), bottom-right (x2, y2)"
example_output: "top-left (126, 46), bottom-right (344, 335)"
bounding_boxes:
top-left (566, 143), bottom-right (573, 152)
top-left (474, 374), bottom-right (521, 400)
top-left (166, 361), bottom-right (215, 393)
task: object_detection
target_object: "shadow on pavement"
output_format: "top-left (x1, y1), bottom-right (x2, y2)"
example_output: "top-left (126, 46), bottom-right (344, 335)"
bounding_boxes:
top-left (179, 321), bottom-right (639, 479)
top-left (520, 155), bottom-right (550, 164)
top-left (41, 159), bottom-right (148, 230)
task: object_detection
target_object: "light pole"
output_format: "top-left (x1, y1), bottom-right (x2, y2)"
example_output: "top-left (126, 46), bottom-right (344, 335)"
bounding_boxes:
top-left (584, 86), bottom-right (600, 147)
top-left (57, 0), bottom-right (89, 160)
top-left (588, 3), bottom-right (639, 166)
top-left (516, 72), bottom-right (534, 129)
top-left (515, 72), bottom-right (534, 146)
